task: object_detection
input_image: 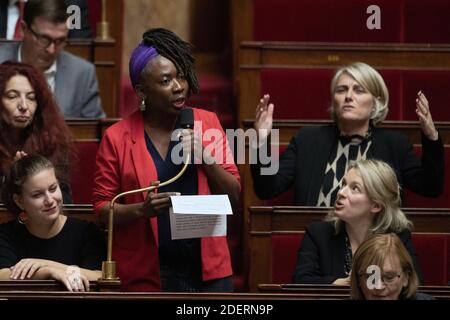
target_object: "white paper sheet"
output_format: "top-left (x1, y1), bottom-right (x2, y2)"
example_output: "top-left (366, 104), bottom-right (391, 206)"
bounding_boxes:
top-left (169, 195), bottom-right (232, 240)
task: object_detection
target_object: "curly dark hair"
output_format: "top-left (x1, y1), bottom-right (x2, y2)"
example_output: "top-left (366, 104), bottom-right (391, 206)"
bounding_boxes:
top-left (142, 28), bottom-right (199, 95)
top-left (0, 61), bottom-right (74, 185)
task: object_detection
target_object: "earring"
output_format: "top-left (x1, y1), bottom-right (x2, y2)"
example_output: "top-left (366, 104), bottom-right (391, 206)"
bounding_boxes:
top-left (18, 212), bottom-right (28, 224)
top-left (140, 99), bottom-right (146, 112)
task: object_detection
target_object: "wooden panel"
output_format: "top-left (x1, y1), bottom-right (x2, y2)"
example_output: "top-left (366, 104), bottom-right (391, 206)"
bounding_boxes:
top-left (242, 120), bottom-right (450, 145)
top-left (0, 204), bottom-right (97, 225)
top-left (66, 118), bottom-right (119, 141)
top-left (258, 284), bottom-right (450, 300)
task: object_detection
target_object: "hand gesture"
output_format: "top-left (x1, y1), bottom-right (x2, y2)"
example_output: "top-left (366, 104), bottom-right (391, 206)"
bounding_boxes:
top-left (254, 94), bottom-right (274, 144)
top-left (416, 91), bottom-right (438, 140)
top-left (180, 128), bottom-right (215, 165)
top-left (141, 181), bottom-right (180, 217)
top-left (13, 151), bottom-right (28, 162)
top-left (332, 275), bottom-right (351, 286)
top-left (10, 258), bottom-right (48, 280)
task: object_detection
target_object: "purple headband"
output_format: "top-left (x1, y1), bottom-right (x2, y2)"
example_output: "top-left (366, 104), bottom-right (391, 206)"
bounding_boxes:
top-left (129, 42), bottom-right (158, 89)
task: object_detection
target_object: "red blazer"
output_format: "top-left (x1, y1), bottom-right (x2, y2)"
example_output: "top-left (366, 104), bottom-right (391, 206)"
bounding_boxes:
top-left (92, 108), bottom-right (240, 291)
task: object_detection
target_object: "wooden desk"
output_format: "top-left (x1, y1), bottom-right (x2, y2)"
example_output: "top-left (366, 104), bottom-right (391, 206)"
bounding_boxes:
top-left (258, 284), bottom-right (450, 300)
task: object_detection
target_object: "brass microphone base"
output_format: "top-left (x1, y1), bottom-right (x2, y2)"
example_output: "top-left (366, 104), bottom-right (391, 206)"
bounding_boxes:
top-left (101, 260), bottom-right (119, 280)
top-left (96, 21), bottom-right (111, 40)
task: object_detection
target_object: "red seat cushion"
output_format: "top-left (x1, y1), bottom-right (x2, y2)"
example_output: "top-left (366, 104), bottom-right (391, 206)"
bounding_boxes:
top-left (270, 233), bottom-right (449, 285)
top-left (404, 0), bottom-right (450, 43)
top-left (271, 234), bottom-right (304, 283)
top-left (402, 70), bottom-right (450, 121)
top-left (412, 234), bottom-right (450, 285)
top-left (70, 141), bottom-right (99, 203)
top-left (260, 68), bottom-right (402, 120)
top-left (253, 0), bottom-right (403, 42)
top-left (87, 0), bottom-right (101, 36)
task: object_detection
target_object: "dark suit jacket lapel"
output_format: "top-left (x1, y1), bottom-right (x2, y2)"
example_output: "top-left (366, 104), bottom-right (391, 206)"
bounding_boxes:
top-left (331, 227), bottom-right (347, 276)
top-left (0, 1), bottom-right (7, 38)
top-left (306, 125), bottom-right (338, 205)
top-left (370, 128), bottom-right (388, 159)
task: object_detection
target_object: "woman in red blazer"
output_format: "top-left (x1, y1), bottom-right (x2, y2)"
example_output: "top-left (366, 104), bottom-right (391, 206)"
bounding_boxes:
top-left (92, 28), bottom-right (240, 292)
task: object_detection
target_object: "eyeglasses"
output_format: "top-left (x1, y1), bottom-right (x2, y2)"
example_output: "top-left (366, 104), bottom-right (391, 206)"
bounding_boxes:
top-left (360, 271), bottom-right (402, 285)
top-left (27, 26), bottom-right (67, 49)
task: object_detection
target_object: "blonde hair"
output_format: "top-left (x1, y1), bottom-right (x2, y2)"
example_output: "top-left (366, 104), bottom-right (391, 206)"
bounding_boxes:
top-left (326, 159), bottom-right (412, 233)
top-left (330, 62), bottom-right (389, 126)
top-left (350, 233), bottom-right (419, 300)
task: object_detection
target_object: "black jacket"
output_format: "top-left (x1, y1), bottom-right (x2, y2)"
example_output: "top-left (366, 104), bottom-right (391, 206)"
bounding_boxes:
top-left (251, 125), bottom-right (444, 205)
top-left (293, 221), bottom-right (423, 284)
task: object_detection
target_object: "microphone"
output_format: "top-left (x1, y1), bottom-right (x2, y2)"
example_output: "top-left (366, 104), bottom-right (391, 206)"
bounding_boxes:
top-left (100, 108), bottom-right (194, 282)
top-left (179, 107), bottom-right (194, 129)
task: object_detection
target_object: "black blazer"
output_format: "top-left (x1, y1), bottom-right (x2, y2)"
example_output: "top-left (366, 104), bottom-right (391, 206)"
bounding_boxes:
top-left (251, 125), bottom-right (444, 205)
top-left (293, 222), bottom-right (423, 284)
top-left (0, 0), bottom-right (7, 39)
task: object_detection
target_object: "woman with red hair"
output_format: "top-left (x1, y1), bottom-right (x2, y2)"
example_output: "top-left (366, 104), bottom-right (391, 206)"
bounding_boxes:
top-left (0, 61), bottom-right (74, 203)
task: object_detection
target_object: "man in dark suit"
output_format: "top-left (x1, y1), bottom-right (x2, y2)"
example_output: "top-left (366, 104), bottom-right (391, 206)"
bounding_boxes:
top-left (0, 0), bottom-right (105, 118)
top-left (0, 0), bottom-right (92, 39)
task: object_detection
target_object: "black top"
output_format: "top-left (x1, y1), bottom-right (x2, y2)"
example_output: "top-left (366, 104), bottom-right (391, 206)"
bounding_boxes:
top-left (144, 127), bottom-right (201, 275)
top-left (293, 221), bottom-right (423, 285)
top-left (0, 217), bottom-right (105, 270)
top-left (251, 125), bottom-right (444, 205)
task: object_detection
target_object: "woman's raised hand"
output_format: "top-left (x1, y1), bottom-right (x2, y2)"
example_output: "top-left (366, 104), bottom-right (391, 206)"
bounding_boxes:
top-left (416, 91), bottom-right (438, 141)
top-left (254, 94), bottom-right (274, 144)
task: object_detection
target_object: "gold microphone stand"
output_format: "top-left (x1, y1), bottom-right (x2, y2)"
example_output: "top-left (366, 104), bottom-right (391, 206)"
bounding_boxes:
top-left (99, 153), bottom-right (191, 283)
top-left (96, 0), bottom-right (112, 40)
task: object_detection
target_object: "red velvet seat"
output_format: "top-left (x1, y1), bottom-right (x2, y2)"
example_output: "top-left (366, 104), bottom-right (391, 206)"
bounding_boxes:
top-left (270, 233), bottom-right (450, 285)
top-left (404, 0), bottom-right (450, 43)
top-left (70, 141), bottom-right (99, 204)
top-left (260, 68), bottom-right (402, 120)
top-left (87, 0), bottom-right (100, 36)
top-left (253, 0), bottom-right (403, 42)
top-left (412, 234), bottom-right (450, 285)
top-left (271, 234), bottom-right (304, 283)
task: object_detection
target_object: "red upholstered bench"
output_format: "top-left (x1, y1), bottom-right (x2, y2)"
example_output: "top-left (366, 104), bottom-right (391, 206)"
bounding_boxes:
top-left (260, 68), bottom-right (402, 120)
top-left (402, 70), bottom-right (450, 121)
top-left (270, 233), bottom-right (450, 285)
top-left (87, 0), bottom-right (100, 36)
top-left (70, 141), bottom-right (99, 204)
top-left (412, 234), bottom-right (450, 285)
top-left (253, 0), bottom-right (403, 42)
